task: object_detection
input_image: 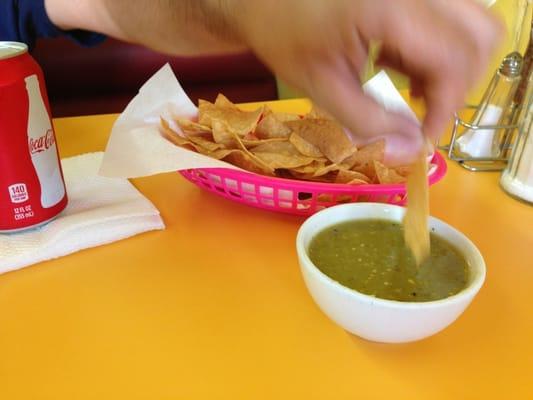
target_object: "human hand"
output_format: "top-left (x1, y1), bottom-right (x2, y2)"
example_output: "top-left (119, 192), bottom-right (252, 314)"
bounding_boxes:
top-left (236, 0), bottom-right (503, 164)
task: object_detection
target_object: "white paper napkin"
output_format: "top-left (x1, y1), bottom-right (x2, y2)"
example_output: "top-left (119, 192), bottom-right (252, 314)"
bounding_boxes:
top-left (99, 64), bottom-right (241, 178)
top-left (362, 70), bottom-right (419, 122)
top-left (456, 104), bottom-right (503, 158)
top-left (0, 152), bottom-right (165, 274)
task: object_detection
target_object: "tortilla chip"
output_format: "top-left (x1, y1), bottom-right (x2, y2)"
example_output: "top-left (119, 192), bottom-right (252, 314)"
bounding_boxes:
top-left (250, 140), bottom-right (300, 155)
top-left (374, 161), bottom-right (407, 184)
top-left (198, 99), bottom-right (212, 114)
top-left (335, 169), bottom-right (371, 184)
top-left (198, 99), bottom-right (263, 137)
top-left (251, 141), bottom-right (315, 169)
top-left (160, 118), bottom-right (191, 146)
top-left (352, 162), bottom-right (378, 183)
top-left (256, 113), bottom-right (293, 139)
top-left (253, 152), bottom-right (315, 169)
top-left (306, 105), bottom-right (333, 120)
top-left (289, 160), bottom-right (327, 175)
top-left (392, 165), bottom-right (412, 177)
top-left (211, 119), bottom-right (238, 148)
top-left (285, 119), bottom-right (357, 164)
top-left (176, 118), bottom-right (212, 137)
top-left (161, 119), bottom-right (220, 156)
top-left (242, 137), bottom-right (287, 148)
top-left (223, 151), bottom-right (274, 176)
top-left (403, 151), bottom-right (430, 266)
top-left (289, 132), bottom-right (323, 158)
top-left (188, 135), bottom-right (224, 153)
top-left (291, 171), bottom-right (337, 182)
top-left (273, 112), bottom-right (301, 122)
top-left (207, 148), bottom-right (238, 160)
top-left (214, 93), bottom-right (239, 110)
top-left (224, 126), bottom-right (276, 174)
top-left (313, 163), bottom-right (342, 177)
top-left (342, 140), bottom-right (385, 169)
top-left (346, 178), bottom-right (368, 185)
top-left (243, 132), bottom-right (259, 141)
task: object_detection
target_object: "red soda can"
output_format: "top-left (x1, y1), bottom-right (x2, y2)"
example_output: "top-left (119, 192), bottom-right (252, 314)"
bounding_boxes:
top-left (0, 42), bottom-right (67, 232)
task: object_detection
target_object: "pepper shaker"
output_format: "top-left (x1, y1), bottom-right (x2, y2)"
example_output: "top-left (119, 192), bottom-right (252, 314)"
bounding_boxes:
top-left (500, 67), bottom-right (533, 204)
top-left (500, 15), bottom-right (533, 157)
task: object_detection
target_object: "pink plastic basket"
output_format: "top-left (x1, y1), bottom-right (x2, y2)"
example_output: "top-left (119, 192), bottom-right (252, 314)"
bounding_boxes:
top-left (179, 152), bottom-right (447, 216)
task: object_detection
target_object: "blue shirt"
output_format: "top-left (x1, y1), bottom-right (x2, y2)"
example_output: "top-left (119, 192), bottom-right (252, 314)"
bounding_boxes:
top-left (0, 0), bottom-right (105, 49)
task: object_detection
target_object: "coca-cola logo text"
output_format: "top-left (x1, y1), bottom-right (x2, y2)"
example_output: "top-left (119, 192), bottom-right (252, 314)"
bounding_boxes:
top-left (29, 129), bottom-right (55, 154)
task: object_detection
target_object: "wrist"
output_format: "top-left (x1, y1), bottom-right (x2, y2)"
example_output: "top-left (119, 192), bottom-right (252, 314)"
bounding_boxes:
top-left (44, 0), bottom-right (114, 36)
top-left (44, 0), bottom-right (74, 30)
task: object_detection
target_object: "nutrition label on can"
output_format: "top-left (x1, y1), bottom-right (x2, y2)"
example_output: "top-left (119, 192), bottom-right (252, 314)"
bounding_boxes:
top-left (13, 205), bottom-right (34, 221)
top-left (8, 183), bottom-right (29, 203)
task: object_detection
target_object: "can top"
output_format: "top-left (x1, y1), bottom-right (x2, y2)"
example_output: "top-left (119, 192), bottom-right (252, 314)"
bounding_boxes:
top-left (0, 42), bottom-right (28, 61)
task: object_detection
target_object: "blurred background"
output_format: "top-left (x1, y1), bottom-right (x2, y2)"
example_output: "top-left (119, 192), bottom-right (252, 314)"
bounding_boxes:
top-left (469, 0), bottom-right (531, 102)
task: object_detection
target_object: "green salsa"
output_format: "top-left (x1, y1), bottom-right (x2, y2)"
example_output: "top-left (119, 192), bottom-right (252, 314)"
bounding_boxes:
top-left (308, 219), bottom-right (469, 302)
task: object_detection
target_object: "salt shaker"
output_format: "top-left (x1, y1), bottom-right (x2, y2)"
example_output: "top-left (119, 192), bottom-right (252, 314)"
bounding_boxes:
top-left (500, 69), bottom-right (533, 204)
top-left (456, 52), bottom-right (523, 158)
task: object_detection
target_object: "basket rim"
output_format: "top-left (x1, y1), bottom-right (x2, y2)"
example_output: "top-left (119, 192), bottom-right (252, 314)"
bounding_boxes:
top-left (179, 151), bottom-right (447, 192)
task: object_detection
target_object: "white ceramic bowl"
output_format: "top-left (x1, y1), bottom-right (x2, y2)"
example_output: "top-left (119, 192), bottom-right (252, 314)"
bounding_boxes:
top-left (296, 203), bottom-right (486, 343)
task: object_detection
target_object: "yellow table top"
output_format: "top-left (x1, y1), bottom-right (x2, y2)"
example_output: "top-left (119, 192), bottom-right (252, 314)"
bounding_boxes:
top-left (1, 99), bottom-right (532, 399)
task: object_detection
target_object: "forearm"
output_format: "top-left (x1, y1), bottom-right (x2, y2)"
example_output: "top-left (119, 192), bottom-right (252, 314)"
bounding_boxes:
top-left (44, 0), bottom-right (248, 55)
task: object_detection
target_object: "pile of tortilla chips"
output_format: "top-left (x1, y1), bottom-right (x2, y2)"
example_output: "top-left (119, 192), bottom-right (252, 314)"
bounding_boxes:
top-left (160, 94), bottom-right (410, 185)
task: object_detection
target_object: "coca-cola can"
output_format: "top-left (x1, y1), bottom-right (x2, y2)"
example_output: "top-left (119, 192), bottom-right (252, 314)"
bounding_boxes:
top-left (0, 42), bottom-right (67, 232)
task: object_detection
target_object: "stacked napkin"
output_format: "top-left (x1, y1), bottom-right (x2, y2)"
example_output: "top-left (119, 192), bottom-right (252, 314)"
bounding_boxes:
top-left (0, 152), bottom-right (165, 274)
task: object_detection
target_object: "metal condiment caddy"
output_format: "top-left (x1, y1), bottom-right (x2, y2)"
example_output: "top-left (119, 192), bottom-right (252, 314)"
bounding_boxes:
top-left (440, 11), bottom-right (533, 172)
top-left (438, 53), bottom-right (524, 171)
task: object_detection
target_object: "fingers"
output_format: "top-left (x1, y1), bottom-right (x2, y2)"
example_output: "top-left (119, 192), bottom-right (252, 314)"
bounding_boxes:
top-left (369, 0), bottom-right (502, 139)
top-left (382, 128), bottom-right (425, 166)
top-left (422, 80), bottom-right (463, 142)
top-left (242, 0), bottom-right (502, 164)
top-left (304, 56), bottom-right (424, 164)
top-left (428, 0), bottom-right (504, 82)
top-left (341, 24), bottom-right (370, 80)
